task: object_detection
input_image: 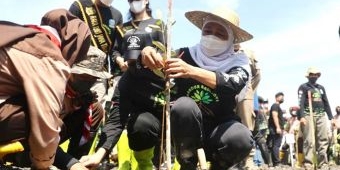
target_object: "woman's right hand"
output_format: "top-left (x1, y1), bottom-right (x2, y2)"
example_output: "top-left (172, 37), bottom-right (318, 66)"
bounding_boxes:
top-left (141, 46), bottom-right (164, 70)
top-left (116, 56), bottom-right (128, 72)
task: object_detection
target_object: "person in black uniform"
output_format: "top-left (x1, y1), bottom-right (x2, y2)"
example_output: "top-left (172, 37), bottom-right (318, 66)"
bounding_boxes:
top-left (141, 6), bottom-right (254, 170)
top-left (78, 0), bottom-right (166, 169)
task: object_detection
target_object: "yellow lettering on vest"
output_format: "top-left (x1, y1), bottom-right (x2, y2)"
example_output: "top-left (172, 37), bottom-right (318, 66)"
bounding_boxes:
top-left (93, 26), bottom-right (103, 35)
top-left (89, 16), bottom-right (99, 26)
top-left (97, 35), bottom-right (106, 44)
top-left (85, 7), bottom-right (96, 16)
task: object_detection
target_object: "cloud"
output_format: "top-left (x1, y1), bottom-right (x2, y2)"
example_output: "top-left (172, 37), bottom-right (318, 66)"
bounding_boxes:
top-left (199, 0), bottom-right (240, 10)
top-left (243, 1), bottom-right (340, 70)
top-left (246, 2), bottom-right (340, 111)
top-left (1, 0), bottom-right (72, 24)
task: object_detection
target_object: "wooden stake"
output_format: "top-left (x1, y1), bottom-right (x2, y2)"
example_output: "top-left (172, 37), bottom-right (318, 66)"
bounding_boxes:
top-left (165, 0), bottom-right (173, 169)
top-left (307, 90), bottom-right (317, 170)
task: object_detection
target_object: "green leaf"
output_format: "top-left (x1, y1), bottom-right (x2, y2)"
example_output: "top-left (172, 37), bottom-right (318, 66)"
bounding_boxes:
top-left (194, 92), bottom-right (201, 100)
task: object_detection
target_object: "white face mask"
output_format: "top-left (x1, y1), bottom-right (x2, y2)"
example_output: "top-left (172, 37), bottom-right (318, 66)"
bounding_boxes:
top-left (100, 0), bottom-right (113, 6)
top-left (129, 0), bottom-right (146, 14)
top-left (200, 35), bottom-right (229, 57)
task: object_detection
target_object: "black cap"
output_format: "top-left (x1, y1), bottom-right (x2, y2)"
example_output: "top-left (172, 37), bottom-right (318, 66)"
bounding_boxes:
top-left (123, 33), bottom-right (153, 60)
top-left (258, 96), bottom-right (268, 104)
top-left (275, 92), bottom-right (284, 98)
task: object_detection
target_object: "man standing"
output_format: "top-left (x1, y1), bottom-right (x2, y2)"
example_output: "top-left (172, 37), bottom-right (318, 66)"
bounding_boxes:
top-left (253, 96), bottom-right (273, 167)
top-left (267, 92), bottom-right (285, 167)
top-left (298, 67), bottom-right (334, 169)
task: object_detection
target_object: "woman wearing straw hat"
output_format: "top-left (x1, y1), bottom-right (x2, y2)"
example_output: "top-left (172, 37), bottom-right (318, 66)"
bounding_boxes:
top-left (141, 6), bottom-right (254, 170)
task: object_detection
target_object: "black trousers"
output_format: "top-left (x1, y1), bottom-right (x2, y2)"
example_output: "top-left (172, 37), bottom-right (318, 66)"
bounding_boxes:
top-left (170, 97), bottom-right (254, 170)
top-left (267, 133), bottom-right (283, 166)
top-left (126, 110), bottom-right (161, 151)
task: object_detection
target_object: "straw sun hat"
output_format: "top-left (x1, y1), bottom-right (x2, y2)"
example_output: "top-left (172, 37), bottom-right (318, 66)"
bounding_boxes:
top-left (305, 67), bottom-right (321, 77)
top-left (185, 7), bottom-right (253, 44)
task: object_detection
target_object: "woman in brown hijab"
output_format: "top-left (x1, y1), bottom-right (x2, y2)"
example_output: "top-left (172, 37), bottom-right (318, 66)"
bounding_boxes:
top-left (0, 9), bottom-right (90, 170)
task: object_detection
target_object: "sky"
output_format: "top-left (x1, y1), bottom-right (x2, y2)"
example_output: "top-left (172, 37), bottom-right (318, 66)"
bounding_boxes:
top-left (2, 0), bottom-right (340, 113)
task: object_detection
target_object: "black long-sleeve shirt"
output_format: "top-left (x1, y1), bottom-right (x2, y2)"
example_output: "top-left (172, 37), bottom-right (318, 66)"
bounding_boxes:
top-left (297, 82), bottom-right (333, 120)
top-left (96, 18), bottom-right (166, 153)
top-left (97, 47), bottom-right (250, 153)
top-left (173, 48), bottom-right (249, 122)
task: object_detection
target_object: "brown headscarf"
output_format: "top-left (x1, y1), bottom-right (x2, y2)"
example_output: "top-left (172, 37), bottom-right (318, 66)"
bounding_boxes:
top-left (0, 9), bottom-right (90, 66)
top-left (41, 9), bottom-right (91, 65)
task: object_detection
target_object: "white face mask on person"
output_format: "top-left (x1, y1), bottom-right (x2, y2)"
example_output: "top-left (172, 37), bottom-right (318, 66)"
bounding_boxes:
top-left (200, 35), bottom-right (230, 57)
top-left (129, 0), bottom-right (146, 14)
top-left (100, 0), bottom-right (113, 6)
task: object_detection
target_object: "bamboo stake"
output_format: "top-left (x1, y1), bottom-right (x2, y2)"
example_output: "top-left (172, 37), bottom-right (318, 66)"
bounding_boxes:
top-left (165, 0), bottom-right (173, 169)
top-left (307, 91), bottom-right (317, 170)
top-left (164, 1), bottom-right (207, 169)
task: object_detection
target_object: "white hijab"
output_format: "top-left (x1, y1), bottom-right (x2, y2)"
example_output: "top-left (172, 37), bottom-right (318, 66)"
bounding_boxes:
top-left (189, 18), bottom-right (251, 101)
top-left (189, 17), bottom-right (250, 73)
top-left (189, 45), bottom-right (250, 73)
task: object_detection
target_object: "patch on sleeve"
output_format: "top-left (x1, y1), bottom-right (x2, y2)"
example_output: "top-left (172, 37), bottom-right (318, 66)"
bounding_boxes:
top-left (232, 68), bottom-right (248, 82)
top-left (230, 74), bottom-right (240, 84)
top-left (224, 68), bottom-right (248, 84)
top-left (222, 73), bottom-right (230, 82)
top-left (298, 90), bottom-right (303, 101)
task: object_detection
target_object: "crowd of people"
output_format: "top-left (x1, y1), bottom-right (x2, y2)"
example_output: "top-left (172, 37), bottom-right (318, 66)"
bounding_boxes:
top-left (244, 67), bottom-right (340, 170)
top-left (0, 0), bottom-right (340, 170)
